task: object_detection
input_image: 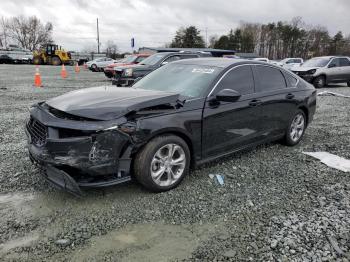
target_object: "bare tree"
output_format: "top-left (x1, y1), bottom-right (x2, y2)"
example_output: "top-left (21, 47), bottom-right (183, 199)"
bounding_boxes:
top-left (0, 17), bottom-right (9, 48)
top-left (105, 40), bottom-right (118, 58)
top-left (6, 16), bottom-right (53, 51)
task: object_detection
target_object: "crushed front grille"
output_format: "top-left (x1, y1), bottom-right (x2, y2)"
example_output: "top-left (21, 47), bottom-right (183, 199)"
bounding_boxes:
top-left (26, 117), bottom-right (48, 147)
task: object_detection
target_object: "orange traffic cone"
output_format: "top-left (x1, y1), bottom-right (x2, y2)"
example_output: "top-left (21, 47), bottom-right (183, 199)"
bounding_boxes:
top-left (75, 62), bottom-right (80, 73)
top-left (61, 64), bottom-right (67, 78)
top-left (34, 66), bottom-right (42, 87)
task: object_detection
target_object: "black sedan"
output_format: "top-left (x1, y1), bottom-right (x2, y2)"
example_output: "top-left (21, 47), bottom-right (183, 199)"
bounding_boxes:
top-left (26, 58), bottom-right (316, 195)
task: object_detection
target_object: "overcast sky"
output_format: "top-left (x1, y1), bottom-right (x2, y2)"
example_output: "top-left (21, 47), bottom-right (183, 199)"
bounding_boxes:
top-left (0, 0), bottom-right (349, 52)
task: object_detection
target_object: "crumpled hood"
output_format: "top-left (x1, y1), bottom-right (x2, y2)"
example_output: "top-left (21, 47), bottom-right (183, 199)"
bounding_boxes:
top-left (291, 66), bottom-right (320, 72)
top-left (46, 86), bottom-right (179, 121)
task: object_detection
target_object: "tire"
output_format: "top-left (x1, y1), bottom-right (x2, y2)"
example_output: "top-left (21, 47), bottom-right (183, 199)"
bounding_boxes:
top-left (134, 135), bottom-right (190, 192)
top-left (33, 57), bottom-right (42, 65)
top-left (313, 75), bottom-right (325, 88)
top-left (52, 56), bottom-right (61, 66)
top-left (91, 64), bottom-right (98, 72)
top-left (284, 110), bottom-right (307, 146)
top-left (347, 81), bottom-right (350, 87)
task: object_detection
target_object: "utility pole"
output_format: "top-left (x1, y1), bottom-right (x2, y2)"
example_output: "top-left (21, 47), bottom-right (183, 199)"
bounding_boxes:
top-left (205, 27), bottom-right (208, 48)
top-left (96, 18), bottom-right (100, 54)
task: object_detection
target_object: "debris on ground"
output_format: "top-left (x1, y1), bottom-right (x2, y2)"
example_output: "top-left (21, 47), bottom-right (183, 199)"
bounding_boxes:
top-left (317, 91), bottom-right (350, 98)
top-left (303, 151), bottom-right (350, 172)
top-left (209, 174), bottom-right (225, 185)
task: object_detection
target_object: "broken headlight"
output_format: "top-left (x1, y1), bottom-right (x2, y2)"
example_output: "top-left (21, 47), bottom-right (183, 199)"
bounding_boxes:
top-left (124, 68), bottom-right (133, 77)
top-left (104, 122), bottom-right (136, 135)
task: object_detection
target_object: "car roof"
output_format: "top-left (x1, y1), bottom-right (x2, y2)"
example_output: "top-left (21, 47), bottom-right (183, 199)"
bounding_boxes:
top-left (312, 56), bottom-right (349, 59)
top-left (172, 57), bottom-right (274, 68)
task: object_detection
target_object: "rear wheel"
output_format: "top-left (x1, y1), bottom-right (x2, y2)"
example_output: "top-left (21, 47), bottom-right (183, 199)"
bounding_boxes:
top-left (313, 76), bottom-right (325, 88)
top-left (52, 56), bottom-right (61, 66)
top-left (284, 110), bottom-right (306, 146)
top-left (134, 135), bottom-right (190, 192)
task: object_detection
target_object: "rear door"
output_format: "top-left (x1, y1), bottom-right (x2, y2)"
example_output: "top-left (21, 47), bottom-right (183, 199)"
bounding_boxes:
top-left (252, 65), bottom-right (297, 137)
top-left (202, 65), bottom-right (264, 158)
top-left (327, 58), bottom-right (342, 82)
top-left (339, 58), bottom-right (350, 82)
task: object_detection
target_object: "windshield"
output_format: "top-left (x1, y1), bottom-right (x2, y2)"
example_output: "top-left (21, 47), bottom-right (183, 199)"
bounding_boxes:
top-left (123, 55), bottom-right (137, 63)
top-left (139, 53), bottom-right (168, 66)
top-left (302, 57), bottom-right (331, 67)
top-left (133, 63), bottom-right (223, 98)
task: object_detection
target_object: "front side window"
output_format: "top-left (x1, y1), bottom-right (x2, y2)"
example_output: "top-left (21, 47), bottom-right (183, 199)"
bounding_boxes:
top-left (329, 58), bottom-right (340, 68)
top-left (139, 53), bottom-right (168, 66)
top-left (133, 63), bottom-right (223, 98)
top-left (215, 66), bottom-right (254, 95)
top-left (163, 56), bottom-right (181, 63)
top-left (135, 56), bottom-right (147, 63)
top-left (255, 65), bottom-right (287, 92)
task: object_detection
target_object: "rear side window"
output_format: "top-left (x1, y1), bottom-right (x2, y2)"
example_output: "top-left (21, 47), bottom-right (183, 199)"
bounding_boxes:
top-left (255, 65), bottom-right (287, 92)
top-left (215, 65), bottom-right (254, 95)
top-left (339, 58), bottom-right (350, 67)
top-left (180, 55), bottom-right (199, 59)
top-left (283, 72), bottom-right (298, 87)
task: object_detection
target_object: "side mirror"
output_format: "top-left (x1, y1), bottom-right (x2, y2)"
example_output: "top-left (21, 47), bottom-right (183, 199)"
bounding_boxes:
top-left (215, 89), bottom-right (241, 102)
top-left (328, 63), bottom-right (336, 68)
top-left (160, 61), bottom-right (169, 66)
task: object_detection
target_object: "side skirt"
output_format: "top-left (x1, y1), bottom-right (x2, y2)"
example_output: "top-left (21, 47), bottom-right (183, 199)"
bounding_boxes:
top-left (196, 134), bottom-right (284, 167)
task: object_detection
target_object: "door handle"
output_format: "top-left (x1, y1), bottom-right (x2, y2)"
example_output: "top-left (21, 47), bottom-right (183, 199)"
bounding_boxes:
top-left (286, 93), bottom-right (295, 99)
top-left (249, 99), bottom-right (262, 107)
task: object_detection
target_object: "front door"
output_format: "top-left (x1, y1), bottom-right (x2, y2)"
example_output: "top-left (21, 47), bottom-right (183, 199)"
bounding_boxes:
top-left (202, 65), bottom-right (263, 159)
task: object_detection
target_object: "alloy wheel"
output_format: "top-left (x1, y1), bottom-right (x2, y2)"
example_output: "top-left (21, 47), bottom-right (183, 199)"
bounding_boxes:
top-left (290, 113), bottom-right (305, 142)
top-left (150, 143), bottom-right (186, 187)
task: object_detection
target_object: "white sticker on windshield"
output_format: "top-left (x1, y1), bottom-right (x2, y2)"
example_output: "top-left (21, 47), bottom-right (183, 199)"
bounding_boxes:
top-left (192, 68), bottom-right (215, 74)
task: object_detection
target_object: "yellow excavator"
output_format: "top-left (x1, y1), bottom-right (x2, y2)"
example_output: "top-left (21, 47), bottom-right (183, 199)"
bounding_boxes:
top-left (33, 44), bottom-right (72, 65)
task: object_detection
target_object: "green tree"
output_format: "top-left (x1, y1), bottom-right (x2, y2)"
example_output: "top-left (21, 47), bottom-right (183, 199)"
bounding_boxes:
top-left (213, 35), bottom-right (230, 49)
top-left (170, 26), bottom-right (205, 48)
top-left (330, 31), bottom-right (345, 54)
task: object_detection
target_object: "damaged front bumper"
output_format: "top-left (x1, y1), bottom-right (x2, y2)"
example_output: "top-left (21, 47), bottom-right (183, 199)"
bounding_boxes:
top-left (112, 77), bottom-right (135, 87)
top-left (25, 105), bottom-right (134, 196)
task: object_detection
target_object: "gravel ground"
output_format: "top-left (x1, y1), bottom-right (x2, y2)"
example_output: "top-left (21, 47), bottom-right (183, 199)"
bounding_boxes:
top-left (0, 64), bottom-right (349, 261)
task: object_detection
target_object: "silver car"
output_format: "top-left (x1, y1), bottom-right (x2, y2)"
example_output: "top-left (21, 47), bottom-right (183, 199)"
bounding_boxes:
top-left (291, 56), bottom-right (350, 88)
top-left (277, 58), bottom-right (304, 70)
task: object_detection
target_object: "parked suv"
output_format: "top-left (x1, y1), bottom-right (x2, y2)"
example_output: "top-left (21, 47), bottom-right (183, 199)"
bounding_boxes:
top-left (112, 52), bottom-right (211, 86)
top-left (104, 54), bottom-right (150, 78)
top-left (291, 56), bottom-right (350, 88)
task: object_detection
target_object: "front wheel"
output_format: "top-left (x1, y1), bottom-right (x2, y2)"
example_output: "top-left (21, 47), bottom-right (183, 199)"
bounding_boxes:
top-left (91, 64), bottom-right (98, 71)
top-left (284, 110), bottom-right (307, 146)
top-left (134, 135), bottom-right (190, 192)
top-left (313, 76), bottom-right (325, 88)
